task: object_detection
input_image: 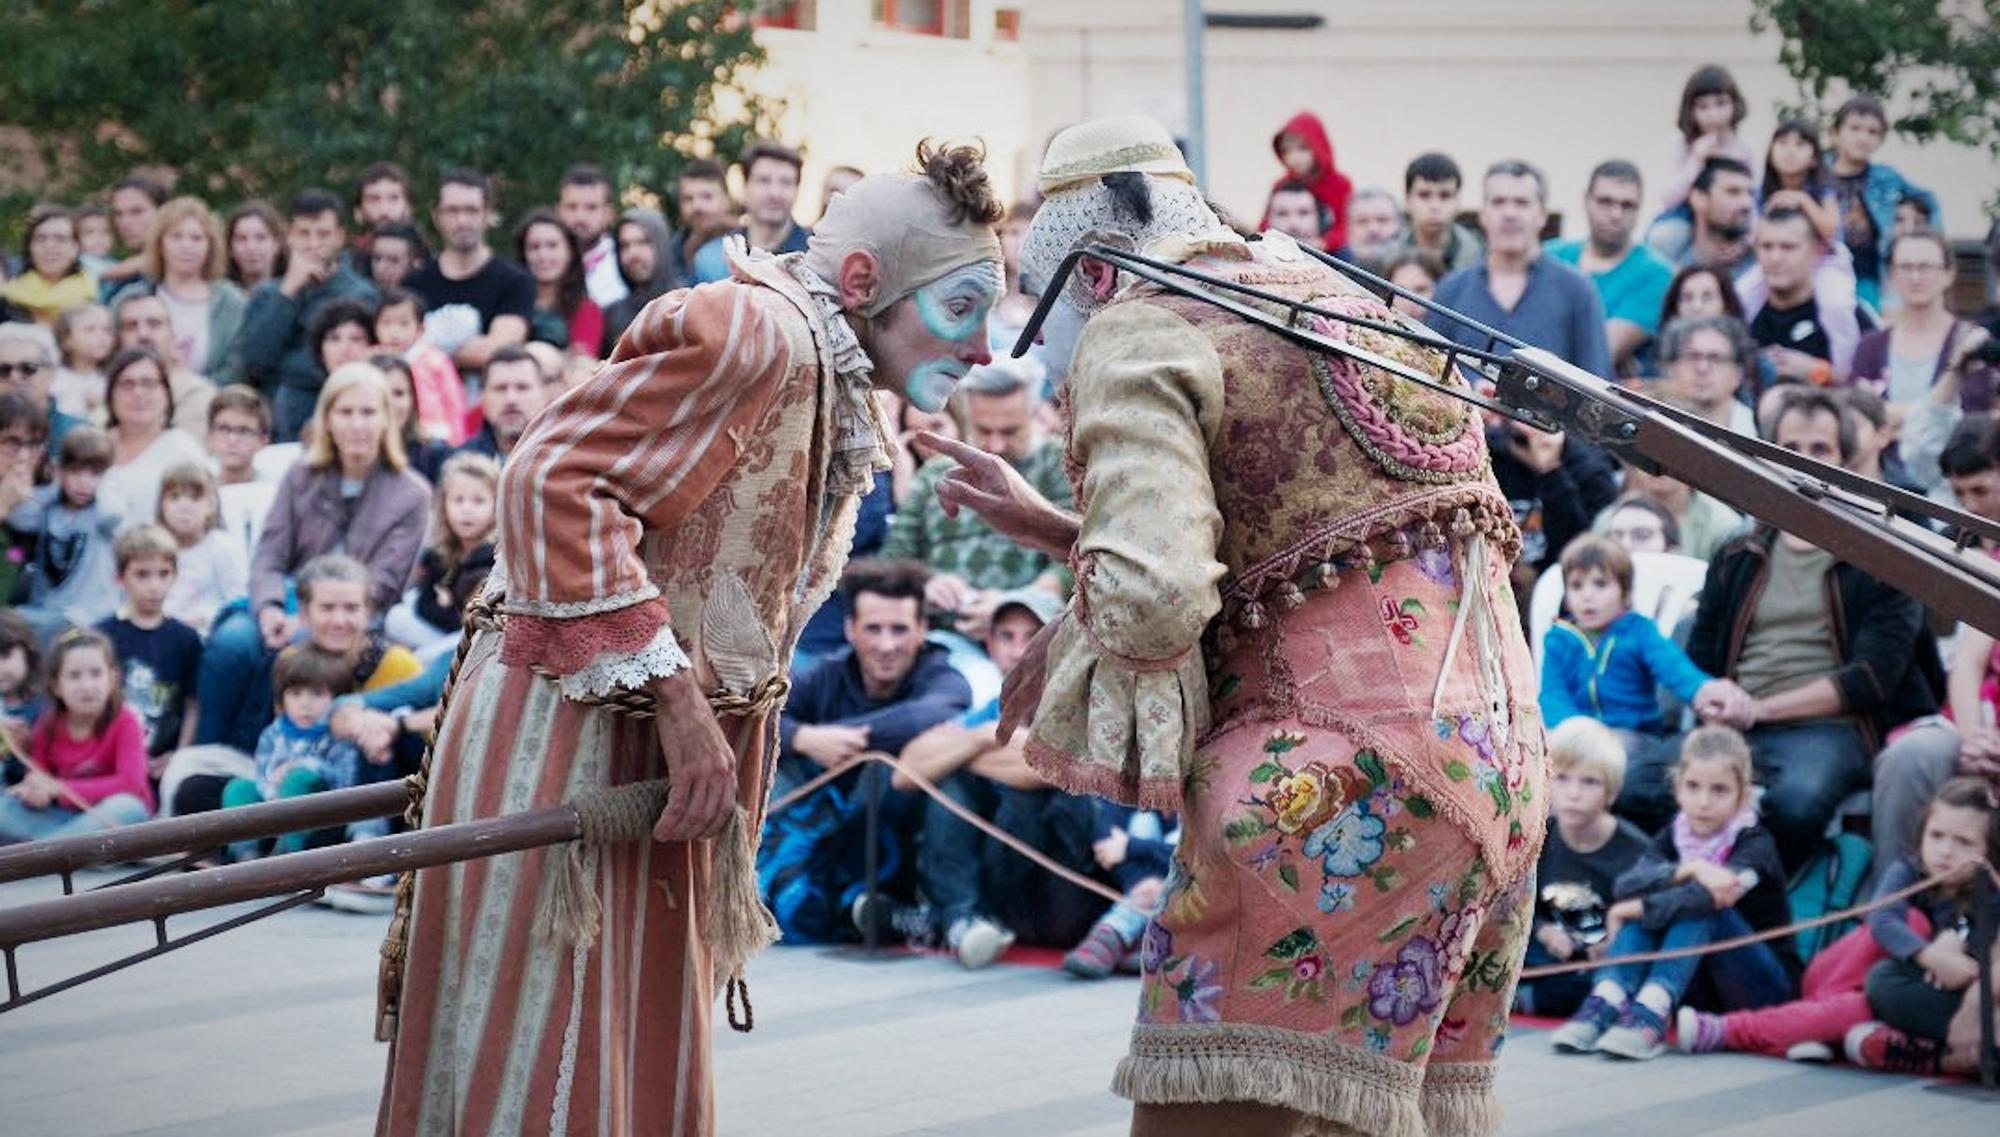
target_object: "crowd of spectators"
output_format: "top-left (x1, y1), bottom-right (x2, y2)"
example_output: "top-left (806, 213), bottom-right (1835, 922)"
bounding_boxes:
top-left (1, 61), bottom-right (1998, 1071)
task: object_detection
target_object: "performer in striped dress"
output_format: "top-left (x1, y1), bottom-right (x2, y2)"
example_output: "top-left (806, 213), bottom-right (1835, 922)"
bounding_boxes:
top-left (375, 144), bottom-right (1006, 1137)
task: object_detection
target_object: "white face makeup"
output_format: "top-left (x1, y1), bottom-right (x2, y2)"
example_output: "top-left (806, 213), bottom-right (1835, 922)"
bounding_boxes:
top-left (900, 262), bottom-right (1001, 411)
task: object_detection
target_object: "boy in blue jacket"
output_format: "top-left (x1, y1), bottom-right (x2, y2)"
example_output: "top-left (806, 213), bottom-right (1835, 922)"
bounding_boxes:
top-left (1541, 534), bottom-right (1740, 747)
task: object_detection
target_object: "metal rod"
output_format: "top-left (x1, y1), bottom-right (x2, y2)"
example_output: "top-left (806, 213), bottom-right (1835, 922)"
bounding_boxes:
top-left (1183, 0), bottom-right (1206, 188)
top-left (0, 891), bottom-right (321, 1015)
top-left (0, 781), bottom-right (409, 885)
top-left (1298, 242), bottom-right (1528, 354)
top-left (0, 802), bottom-right (580, 950)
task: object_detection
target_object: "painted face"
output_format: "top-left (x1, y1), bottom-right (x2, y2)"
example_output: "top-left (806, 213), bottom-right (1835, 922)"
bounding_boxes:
top-left (877, 263), bottom-right (999, 412)
top-left (1035, 294), bottom-right (1090, 390)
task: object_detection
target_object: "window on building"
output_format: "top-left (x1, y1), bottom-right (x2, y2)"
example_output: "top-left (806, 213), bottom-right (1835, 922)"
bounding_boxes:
top-left (994, 7), bottom-right (1022, 42)
top-left (873, 0), bottom-right (970, 38)
top-left (753, 1), bottom-right (815, 30)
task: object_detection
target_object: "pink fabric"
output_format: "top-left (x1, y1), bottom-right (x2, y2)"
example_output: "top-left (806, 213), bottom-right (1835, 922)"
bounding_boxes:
top-left (30, 707), bottom-right (154, 811)
top-left (1721, 911), bottom-right (1932, 1055)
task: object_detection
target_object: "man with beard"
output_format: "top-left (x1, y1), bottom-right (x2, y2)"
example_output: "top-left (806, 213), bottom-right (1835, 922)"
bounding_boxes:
top-left (919, 115), bottom-right (1545, 1137)
top-left (452, 346), bottom-right (550, 466)
top-left (597, 207), bottom-right (674, 354)
top-left (377, 143), bottom-right (1007, 1137)
top-left (1649, 156), bottom-right (1757, 275)
top-left (405, 168), bottom-right (535, 373)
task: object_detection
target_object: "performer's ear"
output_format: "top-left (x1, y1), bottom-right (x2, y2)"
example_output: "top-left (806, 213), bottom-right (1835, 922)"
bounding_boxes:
top-left (1079, 255), bottom-right (1119, 303)
top-left (837, 250), bottom-right (882, 311)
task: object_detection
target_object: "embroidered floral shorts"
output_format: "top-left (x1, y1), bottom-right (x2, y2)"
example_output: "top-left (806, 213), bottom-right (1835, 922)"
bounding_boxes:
top-left (1116, 559), bottom-right (1545, 1137)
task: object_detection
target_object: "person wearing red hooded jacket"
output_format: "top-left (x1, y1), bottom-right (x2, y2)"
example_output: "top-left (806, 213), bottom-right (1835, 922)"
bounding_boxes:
top-left (1262, 110), bottom-right (1354, 251)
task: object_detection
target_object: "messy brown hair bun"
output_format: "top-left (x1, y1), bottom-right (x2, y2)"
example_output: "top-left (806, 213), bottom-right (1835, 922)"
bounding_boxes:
top-left (916, 140), bottom-right (1005, 227)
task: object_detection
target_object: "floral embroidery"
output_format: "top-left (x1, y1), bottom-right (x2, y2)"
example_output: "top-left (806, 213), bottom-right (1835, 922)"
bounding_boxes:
top-left (1438, 713), bottom-right (1525, 820)
top-left (1380, 595), bottom-right (1425, 646)
top-left (1365, 935), bottom-right (1444, 1026)
top-left (1246, 927), bottom-right (1331, 1003)
top-left (1226, 736), bottom-right (1425, 898)
top-left (1412, 541), bottom-right (1457, 588)
top-left (1304, 807), bottom-right (1386, 878)
top-left (1157, 955), bottom-right (1224, 1023)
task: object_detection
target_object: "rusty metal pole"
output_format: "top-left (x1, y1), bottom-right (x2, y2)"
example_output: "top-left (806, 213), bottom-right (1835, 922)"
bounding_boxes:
top-left (0, 803), bottom-right (580, 950)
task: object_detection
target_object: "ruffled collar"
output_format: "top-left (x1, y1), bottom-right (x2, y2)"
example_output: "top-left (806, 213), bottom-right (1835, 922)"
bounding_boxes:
top-left (772, 251), bottom-right (895, 498)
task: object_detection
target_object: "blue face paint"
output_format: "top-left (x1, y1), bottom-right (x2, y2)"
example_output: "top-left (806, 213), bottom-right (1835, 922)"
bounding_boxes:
top-left (902, 264), bottom-right (1000, 411)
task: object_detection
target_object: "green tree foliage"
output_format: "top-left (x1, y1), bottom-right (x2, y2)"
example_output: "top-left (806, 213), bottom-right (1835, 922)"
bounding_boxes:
top-left (1750, 0), bottom-right (1999, 207)
top-left (0, 1), bottom-right (776, 217)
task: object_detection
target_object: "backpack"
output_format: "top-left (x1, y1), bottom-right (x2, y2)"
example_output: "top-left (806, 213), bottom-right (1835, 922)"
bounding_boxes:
top-left (755, 778), bottom-right (901, 944)
top-left (1787, 831), bottom-right (1873, 962)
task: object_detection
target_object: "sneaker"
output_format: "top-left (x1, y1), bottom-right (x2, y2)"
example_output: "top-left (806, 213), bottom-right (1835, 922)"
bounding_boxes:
top-left (322, 874), bottom-right (399, 914)
top-left (1551, 994), bottom-right (1624, 1053)
top-left (1674, 1006), bottom-right (1726, 1054)
top-left (849, 892), bottom-right (932, 946)
top-left (1844, 1021), bottom-right (1944, 1075)
top-left (1598, 1003), bottom-right (1669, 1060)
top-left (946, 916), bottom-right (1015, 970)
top-left (1062, 924), bottom-right (1126, 979)
top-left (1785, 1041), bottom-right (1835, 1063)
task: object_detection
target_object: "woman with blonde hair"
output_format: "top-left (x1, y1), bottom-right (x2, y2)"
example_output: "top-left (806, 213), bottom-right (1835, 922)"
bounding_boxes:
top-left (114, 196), bottom-right (247, 382)
top-left (184, 362), bottom-right (431, 757)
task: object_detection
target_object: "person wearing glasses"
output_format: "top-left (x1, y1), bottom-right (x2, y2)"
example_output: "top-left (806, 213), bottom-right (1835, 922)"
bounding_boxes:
top-left (1851, 231), bottom-right (1999, 493)
top-left (1546, 160), bottom-right (1677, 375)
top-left (0, 321), bottom-right (87, 452)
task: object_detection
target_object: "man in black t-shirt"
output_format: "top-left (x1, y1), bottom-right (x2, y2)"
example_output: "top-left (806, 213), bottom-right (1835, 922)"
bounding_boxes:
top-left (1746, 207), bottom-right (1849, 386)
top-left (406, 168), bottom-right (535, 373)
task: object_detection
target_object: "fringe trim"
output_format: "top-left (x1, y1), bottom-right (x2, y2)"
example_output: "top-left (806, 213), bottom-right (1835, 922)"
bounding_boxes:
top-left (499, 599), bottom-right (670, 675)
top-left (705, 804), bottom-right (781, 994)
top-left (1022, 734), bottom-right (1185, 813)
top-left (1114, 1023), bottom-right (1426, 1137)
top-left (1418, 1063), bottom-right (1502, 1137)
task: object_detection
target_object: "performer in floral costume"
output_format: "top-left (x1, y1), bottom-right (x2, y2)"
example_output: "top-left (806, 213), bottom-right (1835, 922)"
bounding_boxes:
top-left (930, 116), bottom-right (1547, 1136)
top-left (376, 145), bottom-right (1006, 1137)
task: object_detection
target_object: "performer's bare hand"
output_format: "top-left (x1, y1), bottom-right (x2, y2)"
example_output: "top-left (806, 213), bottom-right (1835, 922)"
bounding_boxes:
top-left (915, 431), bottom-right (1079, 560)
top-left (651, 670), bottom-right (736, 843)
top-left (996, 613), bottom-right (1062, 744)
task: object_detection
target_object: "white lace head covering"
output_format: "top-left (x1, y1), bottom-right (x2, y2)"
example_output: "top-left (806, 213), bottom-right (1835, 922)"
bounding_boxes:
top-left (1020, 115), bottom-right (1230, 310)
top-left (800, 173), bottom-right (1003, 318)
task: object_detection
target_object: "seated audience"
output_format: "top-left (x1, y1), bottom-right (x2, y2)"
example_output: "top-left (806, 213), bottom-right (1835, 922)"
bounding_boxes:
top-left (1554, 727), bottom-right (1800, 1060)
top-left (0, 629), bottom-right (154, 842)
top-left (98, 346), bottom-right (209, 523)
top-left (239, 188), bottom-right (377, 440)
top-left (96, 525), bottom-right (203, 775)
top-left (453, 345), bottom-right (550, 465)
top-left (9, 425), bottom-right (122, 634)
top-left (50, 302), bottom-right (114, 420)
top-left (372, 288), bottom-right (468, 446)
top-left (1657, 314), bottom-right (1758, 434)
top-left (4, 206), bottom-right (95, 326)
top-left (113, 289), bottom-right (217, 434)
top-left (221, 645), bottom-right (363, 857)
top-left (1516, 718), bottom-right (1652, 1018)
top-left (1598, 463), bottom-right (1742, 562)
top-left (2, 320), bottom-right (87, 449)
top-left (157, 460), bottom-right (248, 635)
top-left (386, 451), bottom-right (499, 662)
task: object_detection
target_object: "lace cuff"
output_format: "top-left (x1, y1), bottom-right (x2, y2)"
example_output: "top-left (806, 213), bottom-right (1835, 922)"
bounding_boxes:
top-left (557, 623), bottom-right (692, 701)
top-left (499, 598), bottom-right (688, 699)
top-left (1023, 613), bottom-right (1208, 812)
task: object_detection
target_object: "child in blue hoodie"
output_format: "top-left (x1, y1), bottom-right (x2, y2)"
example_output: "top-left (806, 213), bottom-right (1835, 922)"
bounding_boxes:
top-left (1541, 535), bottom-right (1726, 748)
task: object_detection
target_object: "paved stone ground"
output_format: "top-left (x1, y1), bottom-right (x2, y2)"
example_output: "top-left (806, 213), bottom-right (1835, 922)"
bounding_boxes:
top-left (2, 871), bottom-right (1995, 1136)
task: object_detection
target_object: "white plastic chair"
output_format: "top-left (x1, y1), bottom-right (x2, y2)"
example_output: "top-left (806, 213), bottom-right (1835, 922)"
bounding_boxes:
top-left (1528, 550), bottom-right (1713, 665)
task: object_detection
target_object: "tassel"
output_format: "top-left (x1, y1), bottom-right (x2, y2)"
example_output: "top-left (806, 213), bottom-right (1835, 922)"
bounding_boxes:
top-left (1419, 520), bottom-right (1445, 548)
top-left (1238, 601), bottom-right (1267, 630)
top-left (1314, 561), bottom-right (1340, 589)
top-left (538, 843), bottom-right (603, 948)
top-left (704, 805), bottom-right (781, 999)
top-left (1275, 582), bottom-right (1306, 611)
top-left (1451, 507), bottom-right (1477, 539)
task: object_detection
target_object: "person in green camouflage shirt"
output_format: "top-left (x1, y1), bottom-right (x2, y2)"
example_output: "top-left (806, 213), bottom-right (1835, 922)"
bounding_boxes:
top-left (884, 360), bottom-right (1071, 635)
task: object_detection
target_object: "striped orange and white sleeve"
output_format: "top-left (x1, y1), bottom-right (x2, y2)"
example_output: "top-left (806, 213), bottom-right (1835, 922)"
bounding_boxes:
top-left (494, 281), bottom-right (795, 700)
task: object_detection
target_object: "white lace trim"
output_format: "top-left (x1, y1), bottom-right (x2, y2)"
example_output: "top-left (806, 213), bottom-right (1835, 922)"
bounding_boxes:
top-left (502, 585), bottom-right (660, 620)
top-left (557, 623), bottom-right (691, 701)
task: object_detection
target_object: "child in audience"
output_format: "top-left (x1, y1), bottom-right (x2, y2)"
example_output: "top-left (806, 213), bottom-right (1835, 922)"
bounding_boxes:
top-left (0, 611), bottom-right (43, 786)
top-left (1382, 248), bottom-right (1445, 321)
top-left (50, 302), bottom-right (114, 420)
top-left (373, 287), bottom-right (468, 445)
top-left (1827, 94), bottom-right (1941, 308)
top-left (157, 460), bottom-right (247, 635)
top-left (1761, 119), bottom-right (1841, 245)
top-left (1659, 65), bottom-right (1758, 214)
top-left (74, 205), bottom-right (117, 279)
top-left (386, 452), bottom-right (498, 661)
top-left (1516, 719), bottom-right (1652, 1018)
top-left (0, 629), bottom-right (153, 843)
top-left (1674, 777), bottom-right (1998, 1068)
top-left (1552, 726), bottom-right (1799, 1059)
top-left (1264, 111), bottom-right (1353, 250)
top-left (222, 646), bottom-right (361, 856)
top-left (1845, 778), bottom-right (2000, 1074)
top-left (96, 525), bottom-right (203, 777)
top-left (1540, 534), bottom-right (1728, 746)
top-left (7, 425), bottom-right (123, 633)
top-left (1062, 804), bottom-right (1178, 979)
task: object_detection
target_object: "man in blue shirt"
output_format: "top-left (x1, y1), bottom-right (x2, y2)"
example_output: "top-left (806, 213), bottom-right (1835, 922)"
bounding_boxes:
top-left (1428, 159), bottom-right (1613, 380)
top-left (1546, 160), bottom-right (1676, 374)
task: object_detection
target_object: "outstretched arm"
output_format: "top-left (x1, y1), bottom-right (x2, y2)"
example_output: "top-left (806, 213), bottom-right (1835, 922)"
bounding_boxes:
top-left (914, 430), bottom-right (1080, 560)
